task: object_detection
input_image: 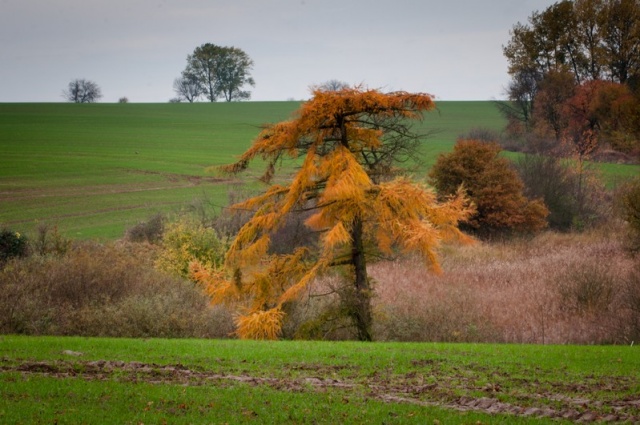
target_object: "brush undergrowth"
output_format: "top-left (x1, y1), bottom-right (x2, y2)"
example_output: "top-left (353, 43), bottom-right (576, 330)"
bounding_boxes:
top-left (373, 227), bottom-right (638, 344)
top-left (1, 217), bottom-right (638, 344)
top-left (0, 241), bottom-right (233, 338)
top-left (287, 224), bottom-right (639, 344)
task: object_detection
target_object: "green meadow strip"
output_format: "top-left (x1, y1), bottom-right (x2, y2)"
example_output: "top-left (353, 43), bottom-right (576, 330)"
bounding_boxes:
top-left (1, 374), bottom-right (551, 424)
top-left (0, 336), bottom-right (638, 423)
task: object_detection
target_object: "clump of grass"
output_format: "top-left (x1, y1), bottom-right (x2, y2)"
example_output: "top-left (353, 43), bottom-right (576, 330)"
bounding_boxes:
top-left (0, 241), bottom-right (233, 338)
top-left (620, 262), bottom-right (640, 342)
top-left (615, 177), bottom-right (640, 254)
top-left (557, 263), bottom-right (615, 315)
top-left (370, 260), bottom-right (499, 342)
top-left (124, 213), bottom-right (165, 244)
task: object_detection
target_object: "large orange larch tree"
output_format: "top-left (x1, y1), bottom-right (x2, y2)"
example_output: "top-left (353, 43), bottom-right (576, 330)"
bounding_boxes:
top-left (192, 87), bottom-right (473, 341)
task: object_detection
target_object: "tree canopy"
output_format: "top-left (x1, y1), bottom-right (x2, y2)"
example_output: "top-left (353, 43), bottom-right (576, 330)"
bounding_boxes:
top-left (502, 0), bottom-right (640, 158)
top-left (429, 139), bottom-right (549, 236)
top-left (504, 0), bottom-right (640, 86)
top-left (63, 79), bottom-right (102, 103)
top-left (192, 87), bottom-right (473, 341)
top-left (181, 43), bottom-right (255, 102)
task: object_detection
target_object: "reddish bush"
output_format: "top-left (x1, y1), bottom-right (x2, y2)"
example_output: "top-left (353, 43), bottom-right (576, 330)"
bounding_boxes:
top-left (429, 139), bottom-right (548, 237)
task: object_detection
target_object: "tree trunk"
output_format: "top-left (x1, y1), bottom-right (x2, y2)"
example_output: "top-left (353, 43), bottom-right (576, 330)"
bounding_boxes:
top-left (350, 216), bottom-right (373, 341)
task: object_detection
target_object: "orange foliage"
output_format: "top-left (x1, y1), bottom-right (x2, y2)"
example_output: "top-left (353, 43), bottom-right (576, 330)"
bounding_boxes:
top-left (429, 140), bottom-right (548, 236)
top-left (196, 87), bottom-right (473, 339)
top-left (235, 308), bottom-right (285, 340)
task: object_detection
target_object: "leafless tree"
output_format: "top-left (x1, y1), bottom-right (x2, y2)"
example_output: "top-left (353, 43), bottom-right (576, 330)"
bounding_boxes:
top-left (312, 79), bottom-right (350, 92)
top-left (496, 67), bottom-right (542, 130)
top-left (63, 79), bottom-right (102, 103)
top-left (172, 73), bottom-right (203, 103)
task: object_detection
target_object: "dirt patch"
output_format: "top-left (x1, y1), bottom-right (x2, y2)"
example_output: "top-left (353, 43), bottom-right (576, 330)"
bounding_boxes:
top-left (125, 169), bottom-right (234, 186)
top-left (1, 170), bottom-right (234, 204)
top-left (2, 359), bottom-right (638, 423)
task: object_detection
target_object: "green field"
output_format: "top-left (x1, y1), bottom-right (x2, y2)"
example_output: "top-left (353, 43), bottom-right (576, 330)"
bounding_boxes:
top-left (0, 102), bottom-right (299, 239)
top-left (0, 101), bottom-right (505, 239)
top-left (1, 101), bottom-right (637, 239)
top-left (1, 335), bottom-right (638, 423)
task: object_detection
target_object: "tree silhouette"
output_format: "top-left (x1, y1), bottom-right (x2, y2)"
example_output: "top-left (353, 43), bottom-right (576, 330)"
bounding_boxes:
top-left (183, 43), bottom-right (255, 102)
top-left (63, 79), bottom-right (102, 103)
top-left (173, 73), bottom-right (203, 103)
top-left (192, 87), bottom-right (473, 340)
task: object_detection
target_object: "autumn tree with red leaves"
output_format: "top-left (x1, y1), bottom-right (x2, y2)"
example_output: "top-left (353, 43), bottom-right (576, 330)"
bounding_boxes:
top-left (562, 80), bottom-right (639, 156)
top-left (192, 87), bottom-right (473, 341)
top-left (502, 0), bottom-right (640, 159)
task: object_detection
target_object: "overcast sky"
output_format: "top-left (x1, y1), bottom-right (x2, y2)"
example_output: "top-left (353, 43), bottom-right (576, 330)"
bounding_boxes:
top-left (1, 0), bottom-right (557, 103)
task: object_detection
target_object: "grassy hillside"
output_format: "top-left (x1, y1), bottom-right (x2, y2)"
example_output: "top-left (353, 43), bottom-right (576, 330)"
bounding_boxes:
top-left (0, 102), bottom-right (295, 238)
top-left (1, 101), bottom-right (637, 239)
top-left (0, 101), bottom-right (505, 239)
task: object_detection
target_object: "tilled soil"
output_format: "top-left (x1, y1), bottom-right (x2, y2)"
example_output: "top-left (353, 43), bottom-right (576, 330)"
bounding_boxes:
top-left (3, 359), bottom-right (639, 423)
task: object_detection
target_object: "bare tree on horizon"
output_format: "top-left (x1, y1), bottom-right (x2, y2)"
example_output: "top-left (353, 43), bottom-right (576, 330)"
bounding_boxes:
top-left (63, 79), bottom-right (102, 103)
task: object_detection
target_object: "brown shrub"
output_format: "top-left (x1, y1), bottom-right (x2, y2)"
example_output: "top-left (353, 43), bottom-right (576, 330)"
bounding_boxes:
top-left (124, 213), bottom-right (165, 244)
top-left (371, 263), bottom-right (500, 342)
top-left (0, 241), bottom-right (233, 338)
top-left (615, 177), bottom-right (640, 254)
top-left (557, 263), bottom-right (615, 315)
top-left (460, 127), bottom-right (501, 143)
top-left (429, 139), bottom-right (549, 237)
top-left (622, 263), bottom-right (640, 341)
top-left (516, 155), bottom-right (611, 231)
top-left (365, 226), bottom-right (635, 344)
top-left (209, 186), bottom-right (255, 238)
